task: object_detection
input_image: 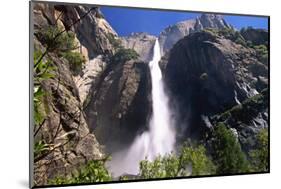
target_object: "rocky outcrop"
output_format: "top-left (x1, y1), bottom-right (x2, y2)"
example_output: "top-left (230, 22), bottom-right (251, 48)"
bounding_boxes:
top-left (161, 30), bottom-right (268, 141)
top-left (32, 3), bottom-right (115, 186)
top-left (121, 32), bottom-right (157, 62)
top-left (73, 55), bottom-right (106, 104)
top-left (159, 14), bottom-right (230, 55)
top-left (33, 2), bottom-right (118, 104)
top-left (85, 59), bottom-right (152, 152)
top-left (210, 89), bottom-right (268, 152)
top-left (33, 43), bottom-right (104, 185)
top-left (59, 5), bottom-right (117, 58)
top-left (33, 3), bottom-right (117, 60)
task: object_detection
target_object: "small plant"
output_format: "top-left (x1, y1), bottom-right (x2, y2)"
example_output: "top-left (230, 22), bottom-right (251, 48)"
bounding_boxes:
top-left (34, 140), bottom-right (50, 158)
top-left (107, 33), bottom-right (122, 49)
top-left (33, 50), bottom-right (54, 127)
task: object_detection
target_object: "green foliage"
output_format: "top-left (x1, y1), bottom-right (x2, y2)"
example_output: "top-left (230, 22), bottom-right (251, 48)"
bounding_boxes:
top-left (119, 175), bottom-right (129, 181)
top-left (139, 144), bottom-right (215, 179)
top-left (250, 128), bottom-right (269, 172)
top-left (212, 122), bottom-right (250, 174)
top-left (107, 33), bottom-right (122, 49)
top-left (140, 153), bottom-right (180, 179)
top-left (33, 50), bottom-right (54, 127)
top-left (34, 140), bottom-right (50, 158)
top-left (48, 160), bottom-right (112, 185)
top-left (111, 48), bottom-right (139, 64)
top-left (179, 144), bottom-right (216, 176)
top-left (246, 40), bottom-right (254, 48)
top-left (60, 51), bottom-right (85, 75)
top-left (254, 45), bottom-right (268, 65)
top-left (33, 86), bottom-right (46, 125)
top-left (204, 27), bottom-right (247, 46)
top-left (218, 89), bottom-right (267, 124)
top-left (37, 26), bottom-right (77, 52)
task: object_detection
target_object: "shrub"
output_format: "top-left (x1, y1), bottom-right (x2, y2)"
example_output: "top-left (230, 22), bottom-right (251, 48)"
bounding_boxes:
top-left (179, 144), bottom-right (216, 176)
top-left (107, 33), bottom-right (122, 49)
top-left (140, 153), bottom-right (180, 179)
top-left (60, 51), bottom-right (85, 75)
top-left (249, 128), bottom-right (269, 172)
top-left (37, 26), bottom-right (77, 52)
top-left (212, 122), bottom-right (250, 174)
top-left (111, 48), bottom-right (139, 64)
top-left (139, 144), bottom-right (215, 179)
top-left (254, 45), bottom-right (268, 65)
top-left (48, 160), bottom-right (112, 185)
top-left (204, 27), bottom-right (247, 47)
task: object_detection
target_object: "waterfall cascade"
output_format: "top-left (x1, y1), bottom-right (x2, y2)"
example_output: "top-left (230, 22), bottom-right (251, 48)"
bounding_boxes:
top-left (108, 39), bottom-right (175, 176)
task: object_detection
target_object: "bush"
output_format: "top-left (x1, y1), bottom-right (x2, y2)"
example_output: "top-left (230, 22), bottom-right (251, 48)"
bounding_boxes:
top-left (60, 51), bottom-right (85, 75)
top-left (254, 45), bottom-right (268, 65)
top-left (37, 26), bottom-right (77, 52)
top-left (48, 160), bottom-right (112, 185)
top-left (203, 27), bottom-right (247, 47)
top-left (179, 144), bottom-right (216, 176)
top-left (212, 122), bottom-right (250, 174)
top-left (140, 153), bottom-right (180, 179)
top-left (107, 33), bottom-right (122, 49)
top-left (139, 144), bottom-right (215, 179)
top-left (111, 48), bottom-right (139, 64)
top-left (249, 128), bottom-right (269, 172)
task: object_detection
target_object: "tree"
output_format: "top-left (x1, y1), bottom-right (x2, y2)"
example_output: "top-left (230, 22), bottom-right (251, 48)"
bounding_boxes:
top-left (212, 122), bottom-right (250, 174)
top-left (48, 160), bottom-right (112, 185)
top-left (250, 128), bottom-right (269, 172)
top-left (139, 143), bottom-right (215, 179)
top-left (111, 48), bottom-right (139, 64)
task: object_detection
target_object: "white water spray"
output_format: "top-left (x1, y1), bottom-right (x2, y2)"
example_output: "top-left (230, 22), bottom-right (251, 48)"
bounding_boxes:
top-left (108, 39), bottom-right (175, 176)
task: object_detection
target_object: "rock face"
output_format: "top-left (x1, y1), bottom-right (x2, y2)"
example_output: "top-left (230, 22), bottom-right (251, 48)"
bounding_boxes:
top-left (161, 30), bottom-right (268, 145)
top-left (54, 4), bottom-right (117, 59)
top-left (73, 55), bottom-right (106, 103)
top-left (32, 3), bottom-right (116, 185)
top-left (121, 32), bottom-right (157, 62)
top-left (210, 89), bottom-right (268, 152)
top-left (33, 50), bottom-right (104, 185)
top-left (159, 14), bottom-right (230, 55)
top-left (85, 59), bottom-right (152, 152)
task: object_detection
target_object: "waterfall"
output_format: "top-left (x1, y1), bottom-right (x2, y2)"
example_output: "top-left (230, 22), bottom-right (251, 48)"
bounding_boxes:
top-left (108, 39), bottom-right (175, 176)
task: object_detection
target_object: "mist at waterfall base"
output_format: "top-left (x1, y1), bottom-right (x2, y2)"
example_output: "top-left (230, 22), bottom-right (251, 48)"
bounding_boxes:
top-left (107, 40), bottom-right (176, 177)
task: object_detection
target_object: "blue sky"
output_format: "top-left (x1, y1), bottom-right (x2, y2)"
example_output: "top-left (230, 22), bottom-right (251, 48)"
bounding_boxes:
top-left (100, 7), bottom-right (268, 37)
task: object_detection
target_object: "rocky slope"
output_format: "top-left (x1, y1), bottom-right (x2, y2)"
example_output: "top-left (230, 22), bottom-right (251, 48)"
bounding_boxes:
top-left (160, 29), bottom-right (268, 151)
top-left (33, 3), bottom-right (153, 185)
top-left (159, 14), bottom-right (231, 55)
top-left (32, 3), bottom-right (124, 185)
